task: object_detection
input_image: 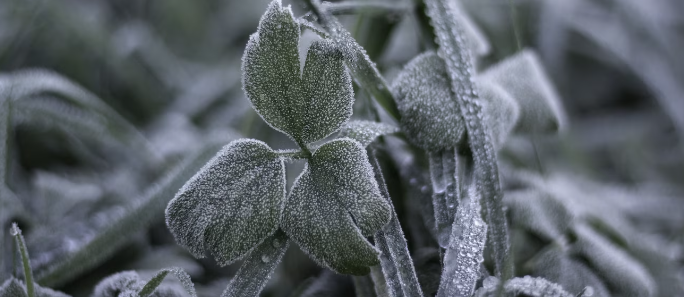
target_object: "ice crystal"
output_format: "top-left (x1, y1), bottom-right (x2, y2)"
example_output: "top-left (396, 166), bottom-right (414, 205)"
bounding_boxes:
top-left (242, 0), bottom-right (353, 145)
top-left (338, 120), bottom-right (399, 147)
top-left (281, 138), bottom-right (391, 275)
top-left (479, 50), bottom-right (566, 134)
top-left (165, 139), bottom-right (286, 266)
top-left (391, 51), bottom-right (465, 151)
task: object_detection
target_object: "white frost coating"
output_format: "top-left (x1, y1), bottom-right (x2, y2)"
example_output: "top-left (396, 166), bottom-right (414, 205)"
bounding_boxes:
top-left (474, 276), bottom-right (575, 297)
top-left (478, 80), bottom-right (520, 150)
top-left (425, 0), bottom-right (511, 278)
top-left (437, 185), bottom-right (487, 297)
top-left (139, 267), bottom-right (197, 297)
top-left (281, 138), bottom-right (391, 275)
top-left (391, 52), bottom-right (466, 151)
top-left (242, 0), bottom-right (354, 145)
top-left (338, 120), bottom-right (399, 147)
top-left (0, 278), bottom-right (70, 297)
top-left (222, 230), bottom-right (289, 297)
top-left (450, 0), bottom-right (491, 57)
top-left (165, 139), bottom-right (286, 266)
top-left (573, 224), bottom-right (656, 297)
top-left (503, 189), bottom-right (572, 241)
top-left (479, 50), bottom-right (566, 134)
top-left (92, 271), bottom-right (186, 297)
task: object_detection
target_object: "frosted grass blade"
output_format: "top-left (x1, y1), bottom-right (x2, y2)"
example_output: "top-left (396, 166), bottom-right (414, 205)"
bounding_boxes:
top-left (424, 0), bottom-right (512, 278)
top-left (369, 150), bottom-right (424, 297)
top-left (139, 267), bottom-right (197, 297)
top-left (221, 230), bottom-right (289, 297)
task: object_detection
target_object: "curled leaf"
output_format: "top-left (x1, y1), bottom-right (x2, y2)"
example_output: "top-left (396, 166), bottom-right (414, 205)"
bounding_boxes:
top-left (242, 0), bottom-right (353, 145)
top-left (480, 50), bottom-right (566, 134)
top-left (338, 120), bottom-right (398, 147)
top-left (166, 139), bottom-right (286, 266)
top-left (282, 139), bottom-right (391, 275)
top-left (392, 51), bottom-right (465, 151)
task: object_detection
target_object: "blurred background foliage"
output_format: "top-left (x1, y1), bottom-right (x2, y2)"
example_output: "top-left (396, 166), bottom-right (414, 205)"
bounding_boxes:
top-left (0, 0), bottom-right (682, 296)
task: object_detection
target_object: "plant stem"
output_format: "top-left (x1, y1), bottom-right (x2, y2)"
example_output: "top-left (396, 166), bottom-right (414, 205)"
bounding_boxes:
top-left (11, 223), bottom-right (35, 297)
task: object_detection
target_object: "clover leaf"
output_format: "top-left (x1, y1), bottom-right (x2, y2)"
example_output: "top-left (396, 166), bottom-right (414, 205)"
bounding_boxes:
top-left (242, 0), bottom-right (353, 146)
top-left (165, 139), bottom-right (285, 265)
top-left (282, 138), bottom-right (391, 275)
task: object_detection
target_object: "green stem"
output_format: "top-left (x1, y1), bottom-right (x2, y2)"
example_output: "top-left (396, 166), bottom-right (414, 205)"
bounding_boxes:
top-left (277, 149), bottom-right (311, 160)
top-left (11, 223), bottom-right (34, 297)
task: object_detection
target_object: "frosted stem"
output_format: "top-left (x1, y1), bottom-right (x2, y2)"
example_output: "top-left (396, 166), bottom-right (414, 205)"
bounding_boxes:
top-left (429, 149), bottom-right (460, 248)
top-left (11, 223), bottom-right (35, 297)
top-left (369, 149), bottom-right (424, 297)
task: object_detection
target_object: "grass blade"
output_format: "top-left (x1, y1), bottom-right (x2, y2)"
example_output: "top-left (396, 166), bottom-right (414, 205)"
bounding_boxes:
top-left (10, 223), bottom-right (34, 297)
top-left (424, 0), bottom-right (512, 278)
top-left (221, 229), bottom-right (289, 297)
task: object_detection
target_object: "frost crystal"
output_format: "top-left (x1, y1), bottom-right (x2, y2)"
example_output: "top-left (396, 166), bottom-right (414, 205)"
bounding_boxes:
top-left (391, 51), bottom-right (465, 151)
top-left (338, 120), bottom-right (399, 147)
top-left (165, 139), bottom-right (286, 266)
top-left (479, 50), bottom-right (566, 134)
top-left (282, 138), bottom-right (391, 275)
top-left (242, 0), bottom-right (353, 145)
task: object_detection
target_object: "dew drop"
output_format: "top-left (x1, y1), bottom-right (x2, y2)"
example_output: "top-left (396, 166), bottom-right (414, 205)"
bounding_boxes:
top-left (261, 255), bottom-right (271, 263)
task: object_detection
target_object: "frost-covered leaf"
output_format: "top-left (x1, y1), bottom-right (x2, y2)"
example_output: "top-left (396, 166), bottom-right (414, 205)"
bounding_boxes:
top-left (338, 120), bottom-right (398, 147)
top-left (282, 138), bottom-right (391, 275)
top-left (573, 224), bottom-right (655, 297)
top-left (391, 51), bottom-right (465, 151)
top-left (222, 229), bottom-right (289, 297)
top-left (504, 190), bottom-right (572, 240)
top-left (478, 80), bottom-right (520, 150)
top-left (448, 0), bottom-right (491, 57)
top-left (425, 0), bottom-right (511, 278)
top-left (166, 139), bottom-right (285, 266)
top-left (11, 223), bottom-right (35, 297)
top-left (37, 141), bottom-right (229, 287)
top-left (0, 279), bottom-right (28, 297)
top-left (480, 50), bottom-right (566, 134)
top-left (139, 267), bottom-right (197, 297)
top-left (307, 0), bottom-right (401, 120)
top-left (0, 278), bottom-right (70, 297)
top-left (428, 149), bottom-right (460, 247)
top-left (93, 271), bottom-right (185, 297)
top-left (530, 247), bottom-right (610, 297)
top-left (242, 0), bottom-right (353, 145)
top-left (475, 276), bottom-right (574, 297)
top-left (438, 185), bottom-right (487, 297)
top-left (368, 151), bottom-right (423, 297)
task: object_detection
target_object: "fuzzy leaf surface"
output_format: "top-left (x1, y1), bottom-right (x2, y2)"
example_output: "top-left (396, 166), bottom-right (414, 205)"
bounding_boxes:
top-left (338, 120), bottom-right (399, 148)
top-left (392, 51), bottom-right (465, 151)
top-left (166, 139), bottom-right (285, 266)
top-left (478, 80), bottom-right (520, 150)
top-left (242, 0), bottom-right (353, 144)
top-left (282, 138), bottom-right (390, 275)
top-left (0, 278), bottom-right (70, 297)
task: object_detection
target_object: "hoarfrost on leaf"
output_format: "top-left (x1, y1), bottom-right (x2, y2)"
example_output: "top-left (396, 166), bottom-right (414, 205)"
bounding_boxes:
top-left (0, 278), bottom-right (70, 297)
top-left (242, 0), bottom-right (353, 145)
top-left (338, 120), bottom-right (399, 148)
top-left (391, 51), bottom-right (465, 151)
top-left (478, 80), bottom-right (520, 150)
top-left (165, 139), bottom-right (286, 266)
top-left (479, 50), bottom-right (566, 134)
top-left (281, 138), bottom-right (391, 275)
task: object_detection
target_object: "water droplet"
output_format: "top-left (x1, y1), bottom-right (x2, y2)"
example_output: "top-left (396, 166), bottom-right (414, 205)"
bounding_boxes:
top-left (261, 255), bottom-right (271, 263)
top-left (9, 223), bottom-right (20, 236)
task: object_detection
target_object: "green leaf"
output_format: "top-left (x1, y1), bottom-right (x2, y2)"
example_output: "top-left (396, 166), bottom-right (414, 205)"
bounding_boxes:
top-left (139, 267), bottom-right (197, 297)
top-left (166, 139), bottom-right (286, 266)
top-left (530, 247), bottom-right (610, 297)
top-left (221, 229), bottom-right (289, 297)
top-left (338, 120), bottom-right (398, 148)
top-left (93, 271), bottom-right (185, 297)
top-left (504, 190), bottom-right (572, 240)
top-left (242, 0), bottom-right (353, 145)
top-left (480, 50), bottom-right (566, 134)
top-left (391, 51), bottom-right (465, 151)
top-left (281, 138), bottom-right (391, 275)
top-left (0, 279), bottom-right (28, 297)
top-left (475, 276), bottom-right (575, 297)
top-left (306, 0), bottom-right (401, 121)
